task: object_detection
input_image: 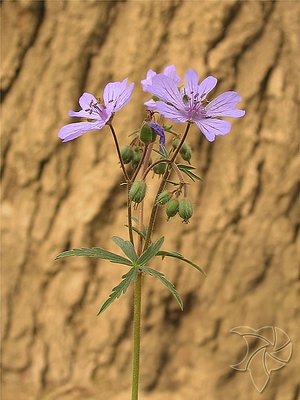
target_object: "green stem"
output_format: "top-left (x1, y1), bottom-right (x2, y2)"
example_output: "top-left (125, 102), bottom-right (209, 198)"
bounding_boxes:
top-left (108, 123), bottom-right (130, 182)
top-left (131, 272), bottom-right (142, 400)
top-left (131, 143), bottom-right (152, 400)
top-left (127, 185), bottom-right (134, 245)
top-left (143, 122), bottom-right (191, 251)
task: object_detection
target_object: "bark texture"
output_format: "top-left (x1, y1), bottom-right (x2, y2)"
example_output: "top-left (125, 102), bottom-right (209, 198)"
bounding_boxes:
top-left (1, 1), bottom-right (299, 399)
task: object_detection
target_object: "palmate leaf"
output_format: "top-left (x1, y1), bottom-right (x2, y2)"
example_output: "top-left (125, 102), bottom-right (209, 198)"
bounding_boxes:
top-left (156, 250), bottom-right (206, 276)
top-left (112, 236), bottom-right (137, 262)
top-left (97, 267), bottom-right (138, 315)
top-left (140, 265), bottom-right (183, 310)
top-left (55, 248), bottom-right (133, 267)
top-left (137, 237), bottom-right (164, 267)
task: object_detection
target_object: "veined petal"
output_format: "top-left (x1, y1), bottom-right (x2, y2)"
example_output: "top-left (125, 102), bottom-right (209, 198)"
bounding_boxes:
top-left (113, 82), bottom-right (135, 112)
top-left (198, 76), bottom-right (218, 100)
top-left (156, 101), bottom-right (188, 123)
top-left (148, 74), bottom-right (184, 110)
top-left (141, 69), bottom-right (156, 91)
top-left (104, 79), bottom-right (134, 112)
top-left (58, 121), bottom-right (105, 142)
top-left (195, 118), bottom-right (231, 142)
top-left (163, 65), bottom-right (182, 86)
top-left (184, 69), bottom-right (199, 97)
top-left (206, 91), bottom-right (245, 117)
top-left (79, 92), bottom-right (98, 110)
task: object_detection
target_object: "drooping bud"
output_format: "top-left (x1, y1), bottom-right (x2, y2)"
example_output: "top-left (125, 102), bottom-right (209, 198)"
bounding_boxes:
top-left (156, 191), bottom-right (172, 205)
top-left (178, 199), bottom-right (193, 223)
top-left (129, 181), bottom-right (147, 204)
top-left (166, 198), bottom-right (179, 220)
top-left (132, 149), bottom-right (142, 169)
top-left (140, 123), bottom-right (156, 144)
top-left (180, 142), bottom-right (192, 163)
top-left (121, 146), bottom-right (134, 164)
top-left (153, 157), bottom-right (167, 175)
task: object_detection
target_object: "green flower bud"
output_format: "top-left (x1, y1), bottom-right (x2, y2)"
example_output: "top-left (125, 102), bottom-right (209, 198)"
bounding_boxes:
top-left (166, 198), bottom-right (179, 220)
top-left (140, 123), bottom-right (156, 144)
top-left (172, 138), bottom-right (179, 149)
top-left (178, 199), bottom-right (193, 223)
top-left (129, 181), bottom-right (147, 204)
top-left (153, 157), bottom-right (167, 175)
top-left (120, 146), bottom-right (134, 164)
top-left (132, 149), bottom-right (142, 169)
top-left (180, 142), bottom-right (192, 162)
top-left (156, 191), bottom-right (172, 205)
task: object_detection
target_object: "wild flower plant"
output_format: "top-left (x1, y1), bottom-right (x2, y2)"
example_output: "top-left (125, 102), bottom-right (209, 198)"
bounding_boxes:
top-left (56, 65), bottom-right (245, 399)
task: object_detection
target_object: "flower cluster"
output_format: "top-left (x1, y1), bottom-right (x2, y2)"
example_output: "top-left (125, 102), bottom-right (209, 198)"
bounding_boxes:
top-left (58, 65), bottom-right (244, 144)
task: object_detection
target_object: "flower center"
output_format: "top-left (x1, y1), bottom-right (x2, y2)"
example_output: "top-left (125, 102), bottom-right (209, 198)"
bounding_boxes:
top-left (85, 100), bottom-right (108, 120)
top-left (182, 91), bottom-right (207, 120)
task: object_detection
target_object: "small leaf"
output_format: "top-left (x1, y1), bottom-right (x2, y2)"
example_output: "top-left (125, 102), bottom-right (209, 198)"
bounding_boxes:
top-left (156, 250), bottom-right (206, 276)
top-left (112, 236), bottom-right (137, 262)
top-left (166, 180), bottom-right (180, 186)
top-left (125, 225), bottom-right (146, 240)
top-left (177, 164), bottom-right (203, 182)
top-left (98, 268), bottom-right (138, 315)
top-left (137, 237), bottom-right (164, 266)
top-left (55, 248), bottom-right (133, 267)
top-left (140, 265), bottom-right (183, 310)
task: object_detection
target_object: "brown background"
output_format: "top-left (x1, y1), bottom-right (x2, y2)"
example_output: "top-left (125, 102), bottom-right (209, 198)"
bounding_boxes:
top-left (1, 1), bottom-right (299, 399)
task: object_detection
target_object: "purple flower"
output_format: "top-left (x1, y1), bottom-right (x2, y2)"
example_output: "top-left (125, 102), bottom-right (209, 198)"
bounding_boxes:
top-left (149, 121), bottom-right (165, 152)
top-left (146, 69), bottom-right (245, 142)
top-left (58, 79), bottom-right (134, 142)
top-left (142, 65), bottom-right (182, 111)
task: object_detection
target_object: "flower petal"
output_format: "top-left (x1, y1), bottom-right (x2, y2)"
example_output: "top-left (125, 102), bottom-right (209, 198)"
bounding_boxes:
top-left (206, 91), bottom-right (245, 117)
top-left (141, 69), bottom-right (156, 91)
top-left (184, 69), bottom-right (199, 97)
top-left (144, 99), bottom-right (157, 111)
top-left (195, 118), bottom-right (231, 142)
top-left (58, 121), bottom-right (105, 142)
top-left (198, 76), bottom-right (218, 100)
top-left (79, 92), bottom-right (98, 110)
top-left (147, 74), bottom-right (184, 110)
top-left (163, 65), bottom-right (182, 86)
top-left (155, 101), bottom-right (188, 123)
top-left (104, 79), bottom-right (134, 113)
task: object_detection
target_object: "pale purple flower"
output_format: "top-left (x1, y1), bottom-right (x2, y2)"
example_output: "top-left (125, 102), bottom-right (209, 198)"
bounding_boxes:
top-left (142, 65), bottom-right (182, 111)
top-left (58, 79), bottom-right (134, 142)
top-left (146, 69), bottom-right (245, 142)
top-left (149, 121), bottom-right (165, 152)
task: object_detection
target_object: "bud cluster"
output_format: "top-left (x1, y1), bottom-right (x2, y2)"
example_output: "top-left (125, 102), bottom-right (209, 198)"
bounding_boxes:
top-left (157, 190), bottom-right (193, 223)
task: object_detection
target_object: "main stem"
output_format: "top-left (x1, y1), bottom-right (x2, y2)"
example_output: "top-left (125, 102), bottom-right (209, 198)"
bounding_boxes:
top-left (131, 144), bottom-right (152, 400)
top-left (131, 272), bottom-right (142, 400)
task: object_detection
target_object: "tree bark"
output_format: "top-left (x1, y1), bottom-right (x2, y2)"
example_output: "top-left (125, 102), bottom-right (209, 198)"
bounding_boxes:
top-left (1, 1), bottom-right (299, 399)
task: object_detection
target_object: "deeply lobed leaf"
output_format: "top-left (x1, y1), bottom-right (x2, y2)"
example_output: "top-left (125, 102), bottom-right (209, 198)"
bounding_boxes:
top-left (55, 247), bottom-right (133, 267)
top-left (140, 265), bottom-right (183, 310)
top-left (98, 268), bottom-right (139, 315)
